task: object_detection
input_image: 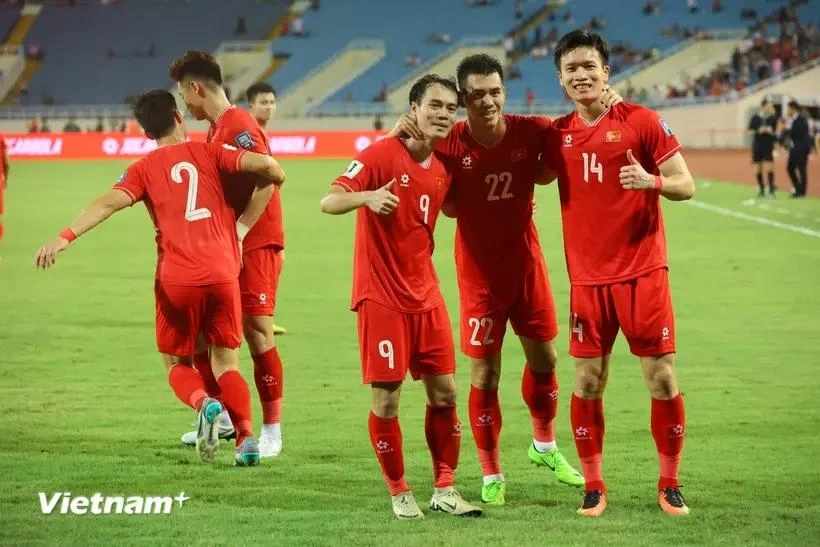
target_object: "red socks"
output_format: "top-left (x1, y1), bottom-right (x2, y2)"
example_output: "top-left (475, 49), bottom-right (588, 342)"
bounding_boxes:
top-left (468, 386), bottom-right (502, 476)
top-left (425, 405), bottom-right (461, 489)
top-left (521, 365), bottom-right (558, 443)
top-left (193, 352), bottom-right (220, 398)
top-left (368, 412), bottom-right (409, 495)
top-left (167, 364), bottom-right (207, 411)
top-left (651, 394), bottom-right (686, 490)
top-left (252, 347), bottom-right (284, 424)
top-left (570, 394), bottom-right (605, 492)
top-left (217, 370), bottom-right (253, 445)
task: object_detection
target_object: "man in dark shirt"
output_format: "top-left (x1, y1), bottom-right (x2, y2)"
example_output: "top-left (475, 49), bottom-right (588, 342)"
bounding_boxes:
top-left (748, 99), bottom-right (778, 197)
top-left (785, 101), bottom-right (812, 198)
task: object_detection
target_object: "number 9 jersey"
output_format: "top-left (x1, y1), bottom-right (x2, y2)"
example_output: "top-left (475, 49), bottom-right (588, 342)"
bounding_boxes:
top-left (546, 102), bottom-right (682, 285)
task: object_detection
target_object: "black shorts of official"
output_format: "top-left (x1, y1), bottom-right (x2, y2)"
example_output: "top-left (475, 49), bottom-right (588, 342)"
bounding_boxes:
top-left (752, 144), bottom-right (774, 163)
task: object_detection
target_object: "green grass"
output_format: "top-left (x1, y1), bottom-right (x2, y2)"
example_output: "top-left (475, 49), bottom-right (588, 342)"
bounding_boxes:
top-left (1, 159), bottom-right (819, 546)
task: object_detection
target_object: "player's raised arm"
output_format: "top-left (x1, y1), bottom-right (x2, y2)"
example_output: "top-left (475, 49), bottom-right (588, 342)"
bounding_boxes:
top-left (34, 188), bottom-right (133, 269)
top-left (619, 149), bottom-right (695, 201)
top-left (320, 179), bottom-right (398, 215)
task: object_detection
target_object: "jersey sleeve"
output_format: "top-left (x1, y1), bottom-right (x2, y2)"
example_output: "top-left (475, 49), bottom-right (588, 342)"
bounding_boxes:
top-left (207, 142), bottom-right (247, 175)
top-left (112, 161), bottom-right (147, 203)
top-left (638, 109), bottom-right (682, 167)
top-left (332, 145), bottom-right (382, 192)
top-left (225, 112), bottom-right (269, 154)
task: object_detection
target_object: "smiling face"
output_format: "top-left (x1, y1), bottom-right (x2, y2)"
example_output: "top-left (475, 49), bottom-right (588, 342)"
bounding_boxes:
top-left (411, 83), bottom-right (459, 140)
top-left (558, 46), bottom-right (610, 107)
top-left (462, 72), bottom-right (505, 129)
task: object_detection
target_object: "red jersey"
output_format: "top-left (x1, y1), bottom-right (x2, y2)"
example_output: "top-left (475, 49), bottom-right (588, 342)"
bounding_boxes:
top-left (545, 102), bottom-right (682, 285)
top-left (114, 141), bottom-right (247, 286)
top-left (332, 137), bottom-right (452, 313)
top-left (439, 115), bottom-right (550, 293)
top-left (207, 105), bottom-right (284, 253)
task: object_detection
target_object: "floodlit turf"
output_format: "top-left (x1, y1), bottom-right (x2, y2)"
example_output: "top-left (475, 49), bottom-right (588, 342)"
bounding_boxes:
top-left (1, 159), bottom-right (819, 545)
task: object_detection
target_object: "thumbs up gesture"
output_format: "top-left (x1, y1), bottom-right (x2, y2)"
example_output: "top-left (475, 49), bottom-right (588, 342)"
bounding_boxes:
top-left (366, 179), bottom-right (400, 215)
top-left (619, 149), bottom-right (656, 191)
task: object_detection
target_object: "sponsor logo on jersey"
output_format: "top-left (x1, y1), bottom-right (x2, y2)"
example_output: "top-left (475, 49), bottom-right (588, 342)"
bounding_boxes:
top-left (343, 160), bottom-right (364, 179)
top-left (660, 119), bottom-right (674, 137)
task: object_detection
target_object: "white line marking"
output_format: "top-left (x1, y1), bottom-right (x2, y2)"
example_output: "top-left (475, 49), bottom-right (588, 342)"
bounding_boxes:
top-left (795, 213), bottom-right (806, 219)
top-left (775, 208), bottom-right (790, 214)
top-left (685, 201), bottom-right (820, 239)
top-left (758, 203), bottom-right (771, 210)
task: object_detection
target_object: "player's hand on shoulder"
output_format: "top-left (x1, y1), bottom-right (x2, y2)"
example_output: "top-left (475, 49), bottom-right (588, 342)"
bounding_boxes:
top-left (389, 113), bottom-right (424, 140)
top-left (619, 149), bottom-right (656, 191)
top-left (366, 179), bottom-right (400, 215)
top-left (34, 237), bottom-right (70, 269)
top-left (600, 85), bottom-right (623, 108)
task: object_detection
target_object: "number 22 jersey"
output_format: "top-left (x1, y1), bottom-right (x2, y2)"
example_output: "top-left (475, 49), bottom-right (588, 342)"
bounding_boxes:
top-left (545, 102), bottom-right (682, 285)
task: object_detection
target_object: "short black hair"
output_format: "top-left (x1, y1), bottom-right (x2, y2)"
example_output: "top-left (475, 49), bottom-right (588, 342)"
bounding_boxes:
top-left (130, 89), bottom-right (178, 140)
top-left (554, 29), bottom-right (611, 69)
top-left (408, 74), bottom-right (458, 105)
top-left (761, 98), bottom-right (772, 107)
top-left (456, 53), bottom-right (504, 91)
top-left (169, 50), bottom-right (223, 86)
top-left (247, 82), bottom-right (276, 103)
top-left (788, 100), bottom-right (800, 110)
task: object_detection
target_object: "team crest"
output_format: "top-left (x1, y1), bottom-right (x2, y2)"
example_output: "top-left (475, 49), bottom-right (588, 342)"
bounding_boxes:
top-left (511, 148), bottom-right (527, 161)
top-left (605, 131), bottom-right (621, 143)
top-left (235, 131), bottom-right (254, 149)
top-left (659, 119), bottom-right (674, 137)
top-left (435, 176), bottom-right (444, 190)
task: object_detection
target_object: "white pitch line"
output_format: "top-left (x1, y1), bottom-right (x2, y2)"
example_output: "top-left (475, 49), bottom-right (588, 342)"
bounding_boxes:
top-left (685, 200), bottom-right (820, 238)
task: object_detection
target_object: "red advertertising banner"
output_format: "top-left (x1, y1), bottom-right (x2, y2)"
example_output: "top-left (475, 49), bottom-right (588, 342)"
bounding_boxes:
top-left (3, 131), bottom-right (390, 160)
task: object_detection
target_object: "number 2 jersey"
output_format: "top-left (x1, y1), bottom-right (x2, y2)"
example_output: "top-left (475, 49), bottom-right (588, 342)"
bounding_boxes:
top-left (113, 141), bottom-right (248, 286)
top-left (545, 102), bottom-right (682, 285)
top-left (332, 137), bottom-right (452, 313)
top-left (439, 114), bottom-right (551, 301)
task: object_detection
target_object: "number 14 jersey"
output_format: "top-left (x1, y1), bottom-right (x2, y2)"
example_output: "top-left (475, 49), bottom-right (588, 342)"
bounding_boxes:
top-left (546, 102), bottom-right (682, 285)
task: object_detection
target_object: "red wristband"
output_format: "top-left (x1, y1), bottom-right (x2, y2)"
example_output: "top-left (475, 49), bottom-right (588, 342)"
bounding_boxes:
top-left (59, 228), bottom-right (77, 242)
top-left (653, 176), bottom-right (662, 190)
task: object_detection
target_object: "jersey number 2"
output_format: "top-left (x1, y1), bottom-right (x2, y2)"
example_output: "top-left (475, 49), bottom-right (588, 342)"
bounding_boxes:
top-left (171, 161), bottom-right (212, 221)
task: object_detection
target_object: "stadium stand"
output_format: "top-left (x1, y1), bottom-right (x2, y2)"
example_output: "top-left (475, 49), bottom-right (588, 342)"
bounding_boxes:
top-left (13, 0), bottom-right (288, 105)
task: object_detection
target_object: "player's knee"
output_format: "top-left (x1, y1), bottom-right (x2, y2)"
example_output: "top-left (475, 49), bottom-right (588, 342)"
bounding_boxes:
top-left (527, 344), bottom-right (558, 373)
top-left (371, 385), bottom-right (401, 418)
top-left (429, 387), bottom-right (456, 407)
top-left (575, 367), bottom-right (606, 398)
top-left (644, 360), bottom-right (678, 399)
top-left (243, 317), bottom-right (275, 354)
top-left (470, 357), bottom-right (501, 390)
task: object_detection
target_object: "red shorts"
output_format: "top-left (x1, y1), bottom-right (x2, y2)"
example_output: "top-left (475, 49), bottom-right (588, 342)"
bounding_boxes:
top-left (356, 300), bottom-right (456, 384)
top-left (238, 247), bottom-right (282, 316)
top-left (154, 280), bottom-right (242, 355)
top-left (569, 267), bottom-right (676, 358)
top-left (458, 254), bottom-right (559, 359)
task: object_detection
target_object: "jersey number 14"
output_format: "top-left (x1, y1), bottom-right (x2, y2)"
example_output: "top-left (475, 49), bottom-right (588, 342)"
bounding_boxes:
top-left (581, 153), bottom-right (603, 183)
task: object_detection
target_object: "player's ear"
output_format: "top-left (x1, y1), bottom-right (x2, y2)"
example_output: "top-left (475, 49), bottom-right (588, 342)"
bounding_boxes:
top-left (602, 65), bottom-right (611, 83)
top-left (173, 110), bottom-right (183, 124)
